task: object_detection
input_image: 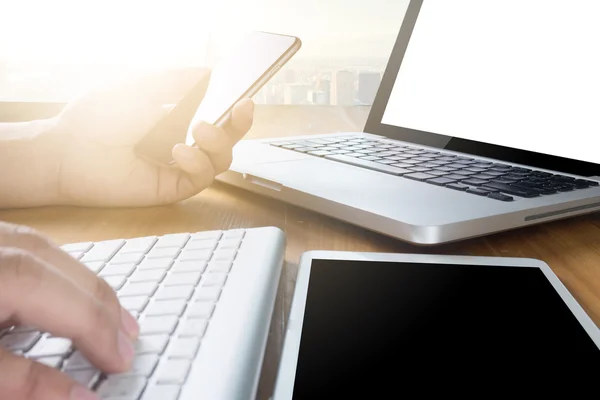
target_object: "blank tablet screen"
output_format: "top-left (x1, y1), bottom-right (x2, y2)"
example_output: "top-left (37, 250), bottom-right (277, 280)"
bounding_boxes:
top-left (292, 259), bottom-right (599, 398)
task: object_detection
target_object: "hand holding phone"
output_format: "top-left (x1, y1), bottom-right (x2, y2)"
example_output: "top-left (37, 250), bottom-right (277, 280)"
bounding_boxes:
top-left (135, 31), bottom-right (302, 167)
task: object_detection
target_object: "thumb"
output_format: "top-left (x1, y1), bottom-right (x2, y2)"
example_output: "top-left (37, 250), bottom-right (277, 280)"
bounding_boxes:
top-left (0, 347), bottom-right (97, 400)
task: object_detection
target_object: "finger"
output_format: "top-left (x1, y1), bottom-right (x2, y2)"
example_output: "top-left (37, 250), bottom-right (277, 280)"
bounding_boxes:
top-left (0, 347), bottom-right (98, 400)
top-left (0, 248), bottom-right (133, 373)
top-left (171, 144), bottom-right (217, 196)
top-left (190, 98), bottom-right (254, 153)
top-left (0, 223), bottom-right (138, 339)
top-left (228, 97), bottom-right (255, 141)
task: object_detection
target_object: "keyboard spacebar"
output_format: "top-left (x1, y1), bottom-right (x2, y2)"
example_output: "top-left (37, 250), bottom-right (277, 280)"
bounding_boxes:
top-left (324, 155), bottom-right (412, 176)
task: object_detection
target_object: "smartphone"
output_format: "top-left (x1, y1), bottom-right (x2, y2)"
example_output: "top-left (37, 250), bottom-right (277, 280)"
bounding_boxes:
top-left (134, 31), bottom-right (302, 167)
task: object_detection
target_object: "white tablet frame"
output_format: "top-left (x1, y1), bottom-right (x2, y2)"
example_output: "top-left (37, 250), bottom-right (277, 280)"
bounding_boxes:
top-left (272, 251), bottom-right (600, 399)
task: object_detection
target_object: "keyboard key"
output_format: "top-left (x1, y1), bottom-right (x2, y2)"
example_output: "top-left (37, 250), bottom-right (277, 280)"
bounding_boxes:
top-left (110, 253), bottom-right (145, 265)
top-left (137, 258), bottom-right (174, 271)
top-left (154, 285), bottom-right (195, 301)
top-left (84, 261), bottom-right (105, 273)
top-left (404, 172), bottom-right (436, 182)
top-left (156, 359), bottom-right (191, 384)
top-left (120, 236), bottom-right (157, 254)
top-left (66, 369), bottom-right (100, 388)
top-left (482, 182), bottom-right (540, 198)
top-left (0, 331), bottom-right (41, 352)
top-left (461, 178), bottom-right (490, 186)
top-left (185, 239), bottom-right (219, 251)
top-left (134, 335), bottom-right (170, 355)
top-left (103, 275), bottom-right (127, 290)
top-left (141, 384), bottom-right (181, 400)
top-left (37, 356), bottom-right (63, 368)
top-left (202, 273), bottom-right (227, 288)
top-left (178, 318), bottom-right (209, 337)
top-left (428, 170), bottom-right (451, 176)
top-left (207, 261), bottom-right (233, 274)
top-left (470, 174), bottom-right (497, 181)
top-left (216, 238), bottom-right (243, 250)
top-left (147, 247), bottom-right (180, 259)
top-left (119, 282), bottom-right (158, 298)
top-left (97, 376), bottom-right (147, 399)
top-left (61, 242), bottom-right (93, 253)
top-left (467, 188), bottom-right (492, 196)
top-left (446, 183), bottom-right (469, 191)
top-left (140, 316), bottom-right (179, 335)
top-left (488, 192), bottom-right (514, 202)
top-left (28, 337), bottom-right (72, 358)
top-left (155, 233), bottom-right (190, 249)
top-left (120, 354), bottom-right (159, 377)
top-left (391, 162), bottom-right (414, 169)
top-left (166, 337), bottom-right (201, 359)
top-left (129, 270), bottom-right (167, 284)
top-left (191, 230), bottom-right (222, 240)
top-left (179, 249), bottom-right (213, 261)
top-left (408, 166), bottom-right (432, 173)
top-left (194, 287), bottom-right (221, 302)
top-left (444, 174), bottom-right (469, 181)
top-left (120, 296), bottom-right (149, 314)
top-left (426, 177), bottom-right (458, 186)
top-left (145, 299), bottom-right (187, 317)
top-left (100, 263), bottom-right (137, 277)
top-left (434, 166), bottom-right (458, 172)
top-left (324, 154), bottom-right (412, 175)
top-left (187, 302), bottom-right (215, 319)
top-left (65, 351), bottom-right (94, 371)
top-left (80, 240), bottom-right (125, 263)
top-left (163, 272), bottom-right (202, 287)
top-left (171, 260), bottom-right (208, 274)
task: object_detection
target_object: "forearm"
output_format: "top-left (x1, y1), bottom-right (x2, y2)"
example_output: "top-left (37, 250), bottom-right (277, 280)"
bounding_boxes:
top-left (0, 119), bottom-right (61, 208)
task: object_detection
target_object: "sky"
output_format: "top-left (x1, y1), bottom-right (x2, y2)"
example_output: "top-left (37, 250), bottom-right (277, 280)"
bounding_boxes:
top-left (0, 0), bottom-right (409, 66)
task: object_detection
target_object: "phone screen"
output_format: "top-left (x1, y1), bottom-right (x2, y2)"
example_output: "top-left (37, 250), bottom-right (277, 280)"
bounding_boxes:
top-left (186, 31), bottom-right (300, 146)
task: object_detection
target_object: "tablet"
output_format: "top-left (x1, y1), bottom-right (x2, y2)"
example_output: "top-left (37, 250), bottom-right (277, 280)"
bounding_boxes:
top-left (272, 252), bottom-right (600, 398)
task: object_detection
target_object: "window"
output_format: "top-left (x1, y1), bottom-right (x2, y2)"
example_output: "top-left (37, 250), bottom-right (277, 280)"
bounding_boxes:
top-left (0, 0), bottom-right (407, 106)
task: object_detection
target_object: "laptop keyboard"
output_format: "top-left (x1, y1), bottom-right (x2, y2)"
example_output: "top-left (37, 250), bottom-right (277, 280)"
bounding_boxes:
top-left (0, 228), bottom-right (272, 400)
top-left (270, 136), bottom-right (598, 201)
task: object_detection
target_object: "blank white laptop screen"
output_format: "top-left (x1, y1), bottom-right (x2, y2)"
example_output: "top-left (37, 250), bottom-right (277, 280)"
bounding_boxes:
top-left (382, 0), bottom-right (600, 165)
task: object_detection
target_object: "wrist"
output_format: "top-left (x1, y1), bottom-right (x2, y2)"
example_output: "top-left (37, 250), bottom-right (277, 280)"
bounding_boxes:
top-left (0, 118), bottom-right (62, 208)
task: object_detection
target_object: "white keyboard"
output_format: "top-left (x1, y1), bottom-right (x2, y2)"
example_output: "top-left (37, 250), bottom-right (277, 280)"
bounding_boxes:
top-left (0, 226), bottom-right (286, 400)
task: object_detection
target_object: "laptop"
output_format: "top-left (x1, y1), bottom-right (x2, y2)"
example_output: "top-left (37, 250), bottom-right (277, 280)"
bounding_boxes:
top-left (217, 0), bottom-right (600, 245)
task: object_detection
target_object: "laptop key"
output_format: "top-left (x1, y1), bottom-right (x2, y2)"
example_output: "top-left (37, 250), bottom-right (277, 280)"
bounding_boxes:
top-left (446, 183), bottom-right (469, 191)
top-left (487, 192), bottom-right (514, 202)
top-left (426, 177), bottom-right (458, 186)
top-left (404, 172), bottom-right (437, 182)
top-left (482, 182), bottom-right (540, 198)
top-left (408, 167), bottom-right (433, 173)
top-left (325, 155), bottom-right (412, 175)
top-left (467, 188), bottom-right (492, 196)
top-left (307, 151), bottom-right (333, 157)
top-left (461, 178), bottom-right (490, 186)
top-left (428, 170), bottom-right (451, 176)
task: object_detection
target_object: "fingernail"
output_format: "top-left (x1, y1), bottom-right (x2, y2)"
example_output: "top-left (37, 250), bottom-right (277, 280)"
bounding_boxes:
top-left (70, 384), bottom-right (100, 400)
top-left (120, 307), bottom-right (139, 339)
top-left (118, 330), bottom-right (135, 365)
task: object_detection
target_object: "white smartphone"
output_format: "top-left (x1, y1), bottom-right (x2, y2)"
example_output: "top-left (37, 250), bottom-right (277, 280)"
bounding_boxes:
top-left (134, 31), bottom-right (301, 167)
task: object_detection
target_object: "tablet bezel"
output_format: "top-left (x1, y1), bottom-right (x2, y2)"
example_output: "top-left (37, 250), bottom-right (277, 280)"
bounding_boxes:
top-left (272, 251), bottom-right (600, 399)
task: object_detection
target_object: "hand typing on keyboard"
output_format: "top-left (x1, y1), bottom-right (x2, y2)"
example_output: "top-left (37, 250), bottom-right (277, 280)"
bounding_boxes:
top-left (0, 68), bottom-right (254, 209)
top-left (0, 222), bottom-right (139, 400)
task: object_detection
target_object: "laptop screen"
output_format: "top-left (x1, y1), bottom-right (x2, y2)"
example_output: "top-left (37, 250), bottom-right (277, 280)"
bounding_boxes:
top-left (366, 0), bottom-right (600, 177)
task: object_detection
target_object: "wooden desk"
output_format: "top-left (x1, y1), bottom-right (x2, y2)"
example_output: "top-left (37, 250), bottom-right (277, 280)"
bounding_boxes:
top-left (2, 106), bottom-right (600, 397)
top-left (1, 182), bottom-right (600, 398)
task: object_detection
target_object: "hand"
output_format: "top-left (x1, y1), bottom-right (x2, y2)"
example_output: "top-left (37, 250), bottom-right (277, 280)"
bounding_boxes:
top-left (0, 222), bottom-right (139, 399)
top-left (49, 68), bottom-right (254, 207)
